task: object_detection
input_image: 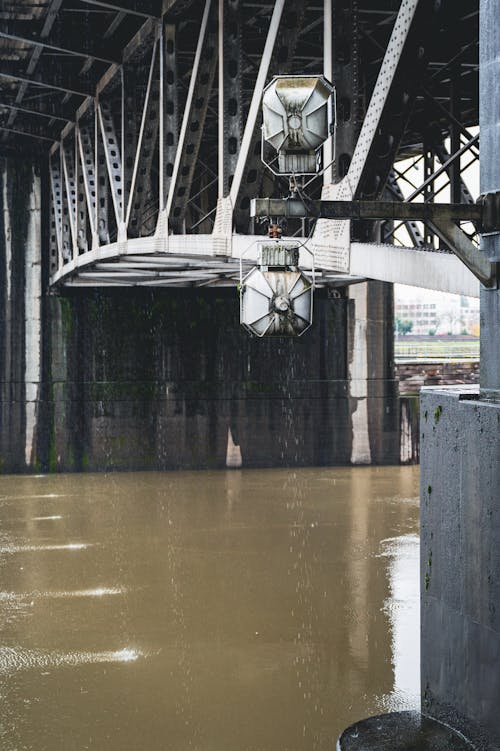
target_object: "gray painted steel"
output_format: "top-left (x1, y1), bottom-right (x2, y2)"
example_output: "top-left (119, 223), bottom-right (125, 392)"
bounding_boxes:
top-left (479, 0), bottom-right (500, 397)
top-left (480, 0), bottom-right (500, 262)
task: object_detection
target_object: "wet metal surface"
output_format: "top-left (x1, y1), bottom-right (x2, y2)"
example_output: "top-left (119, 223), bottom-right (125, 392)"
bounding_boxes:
top-left (338, 710), bottom-right (474, 750)
top-left (0, 466), bottom-right (419, 750)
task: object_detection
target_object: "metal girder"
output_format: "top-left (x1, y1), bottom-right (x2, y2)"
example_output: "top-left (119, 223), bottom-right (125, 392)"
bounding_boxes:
top-left (0, 28), bottom-right (119, 65)
top-left (79, 0), bottom-right (161, 18)
top-left (251, 196), bottom-right (494, 286)
top-left (231, 0), bottom-right (308, 232)
top-left (0, 101), bottom-right (71, 123)
top-left (386, 171), bottom-right (425, 248)
top-left (405, 133), bottom-right (479, 202)
top-left (0, 68), bottom-right (92, 98)
top-left (160, 23), bottom-right (179, 212)
top-left (428, 219), bottom-right (493, 287)
top-left (221, 0), bottom-right (242, 196)
top-left (312, 0), bottom-right (421, 271)
top-left (49, 157), bottom-right (64, 268)
top-left (97, 100), bottom-right (125, 236)
top-left (355, 0), bottom-right (444, 205)
top-left (95, 107), bottom-right (111, 245)
top-left (51, 18), bottom-right (157, 151)
top-left (77, 124), bottom-right (97, 242)
top-left (61, 143), bottom-right (78, 258)
top-left (165, 0), bottom-right (218, 232)
top-left (125, 34), bottom-right (159, 232)
top-left (0, 124), bottom-right (58, 143)
top-left (250, 197), bottom-right (482, 223)
top-left (329, 0), bottom-right (362, 185)
top-left (3, 0), bottom-right (63, 135)
top-left (422, 87), bottom-right (477, 143)
top-left (433, 141), bottom-right (475, 206)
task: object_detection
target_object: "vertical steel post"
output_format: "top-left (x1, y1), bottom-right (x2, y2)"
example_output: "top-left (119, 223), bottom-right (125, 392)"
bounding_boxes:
top-left (159, 22), bottom-right (164, 214)
top-left (228, 0), bottom-right (285, 208)
top-left (218, 0), bottom-right (224, 199)
top-left (323, 0), bottom-right (333, 185)
top-left (450, 63), bottom-right (462, 204)
top-left (423, 143), bottom-right (434, 247)
top-left (121, 68), bottom-right (126, 228)
top-left (479, 0), bottom-right (500, 395)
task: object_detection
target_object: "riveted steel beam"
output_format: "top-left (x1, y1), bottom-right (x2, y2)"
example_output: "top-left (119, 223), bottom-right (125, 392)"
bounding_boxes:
top-left (165, 0), bottom-right (218, 232)
top-left (125, 34), bottom-right (159, 230)
top-left (250, 197), bottom-right (483, 223)
top-left (220, 0), bottom-right (242, 196)
top-left (61, 142), bottom-right (78, 258)
top-left (97, 99), bottom-right (125, 235)
top-left (79, 0), bottom-right (161, 18)
top-left (49, 155), bottom-right (64, 269)
top-left (0, 69), bottom-right (92, 98)
top-left (0, 124), bottom-right (58, 143)
top-left (0, 101), bottom-right (71, 123)
top-left (386, 171), bottom-right (425, 248)
top-left (231, 0), bottom-right (307, 232)
top-left (251, 196), bottom-right (494, 286)
top-left (0, 28), bottom-right (119, 65)
top-left (77, 124), bottom-right (97, 242)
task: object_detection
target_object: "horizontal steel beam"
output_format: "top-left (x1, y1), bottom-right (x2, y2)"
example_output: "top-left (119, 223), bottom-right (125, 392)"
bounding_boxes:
top-left (0, 29), bottom-right (119, 64)
top-left (0, 69), bottom-right (92, 98)
top-left (250, 198), bottom-right (494, 287)
top-left (79, 0), bottom-right (161, 18)
top-left (0, 125), bottom-right (57, 143)
top-left (251, 198), bottom-right (483, 224)
top-left (0, 101), bottom-right (71, 122)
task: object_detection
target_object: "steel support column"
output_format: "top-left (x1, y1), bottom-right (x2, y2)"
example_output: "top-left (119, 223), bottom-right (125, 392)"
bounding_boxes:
top-left (479, 0), bottom-right (500, 395)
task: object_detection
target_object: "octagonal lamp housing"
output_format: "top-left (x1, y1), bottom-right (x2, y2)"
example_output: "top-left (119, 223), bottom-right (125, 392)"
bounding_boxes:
top-left (240, 242), bottom-right (314, 337)
top-left (262, 75), bottom-right (334, 175)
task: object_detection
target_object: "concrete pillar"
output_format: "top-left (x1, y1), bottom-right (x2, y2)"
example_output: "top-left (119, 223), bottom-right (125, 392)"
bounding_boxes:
top-left (420, 2), bottom-right (500, 747)
top-left (0, 157), bottom-right (42, 472)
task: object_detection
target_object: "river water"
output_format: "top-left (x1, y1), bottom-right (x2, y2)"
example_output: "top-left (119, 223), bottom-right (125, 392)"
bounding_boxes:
top-left (0, 466), bottom-right (419, 751)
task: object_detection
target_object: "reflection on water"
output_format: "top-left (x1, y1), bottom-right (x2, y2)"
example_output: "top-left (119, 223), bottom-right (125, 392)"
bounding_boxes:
top-left (0, 466), bottom-right (419, 750)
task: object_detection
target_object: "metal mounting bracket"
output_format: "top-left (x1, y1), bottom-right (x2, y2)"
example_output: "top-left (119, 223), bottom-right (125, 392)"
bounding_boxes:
top-left (478, 191), bottom-right (500, 235)
top-left (250, 197), bottom-right (496, 288)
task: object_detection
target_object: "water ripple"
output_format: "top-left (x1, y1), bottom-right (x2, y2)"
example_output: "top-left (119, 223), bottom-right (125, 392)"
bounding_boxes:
top-left (0, 543), bottom-right (93, 554)
top-left (0, 646), bottom-right (141, 674)
top-left (0, 587), bottom-right (125, 602)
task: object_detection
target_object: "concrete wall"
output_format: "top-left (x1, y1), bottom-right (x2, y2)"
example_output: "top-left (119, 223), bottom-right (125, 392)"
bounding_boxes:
top-left (420, 387), bottom-right (500, 750)
top-left (0, 155), bottom-right (400, 472)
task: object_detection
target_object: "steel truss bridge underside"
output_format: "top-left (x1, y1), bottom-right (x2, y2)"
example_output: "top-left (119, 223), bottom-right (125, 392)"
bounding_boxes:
top-left (0, 0), bottom-right (483, 297)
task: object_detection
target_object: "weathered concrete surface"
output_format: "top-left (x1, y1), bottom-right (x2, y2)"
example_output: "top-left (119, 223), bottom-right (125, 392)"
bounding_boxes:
top-left (348, 281), bottom-right (399, 465)
top-left (420, 387), bottom-right (500, 751)
top-left (337, 711), bottom-right (474, 750)
top-left (43, 287), bottom-right (399, 472)
top-left (0, 157), bottom-right (42, 472)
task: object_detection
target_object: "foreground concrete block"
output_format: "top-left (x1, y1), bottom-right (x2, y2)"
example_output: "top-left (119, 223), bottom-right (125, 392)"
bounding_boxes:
top-left (420, 386), bottom-right (500, 751)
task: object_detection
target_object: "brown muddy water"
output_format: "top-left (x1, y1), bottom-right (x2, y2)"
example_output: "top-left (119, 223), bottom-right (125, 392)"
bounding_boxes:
top-left (0, 466), bottom-right (420, 751)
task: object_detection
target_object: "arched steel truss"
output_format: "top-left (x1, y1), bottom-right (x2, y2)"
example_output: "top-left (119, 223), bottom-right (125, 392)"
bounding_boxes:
top-left (0, 0), bottom-right (482, 295)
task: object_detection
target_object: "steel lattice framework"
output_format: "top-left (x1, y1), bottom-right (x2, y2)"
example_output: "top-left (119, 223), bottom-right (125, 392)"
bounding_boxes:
top-left (0, 0), bottom-right (482, 295)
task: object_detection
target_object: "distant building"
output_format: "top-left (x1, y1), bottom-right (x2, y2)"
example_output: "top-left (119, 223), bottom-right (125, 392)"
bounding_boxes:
top-left (395, 294), bottom-right (479, 336)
